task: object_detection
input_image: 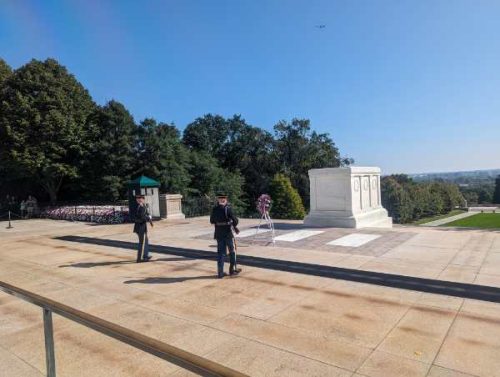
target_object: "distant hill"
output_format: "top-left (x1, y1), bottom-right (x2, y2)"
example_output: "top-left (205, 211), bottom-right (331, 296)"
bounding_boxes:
top-left (410, 169), bottom-right (500, 185)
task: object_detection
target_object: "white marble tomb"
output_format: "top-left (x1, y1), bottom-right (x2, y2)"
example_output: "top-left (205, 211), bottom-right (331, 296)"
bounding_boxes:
top-left (304, 167), bottom-right (392, 228)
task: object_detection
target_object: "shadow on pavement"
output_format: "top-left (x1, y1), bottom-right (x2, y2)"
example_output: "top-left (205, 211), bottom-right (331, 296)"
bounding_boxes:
top-left (124, 275), bottom-right (215, 284)
top-left (55, 235), bottom-right (500, 304)
top-left (59, 257), bottom-right (188, 268)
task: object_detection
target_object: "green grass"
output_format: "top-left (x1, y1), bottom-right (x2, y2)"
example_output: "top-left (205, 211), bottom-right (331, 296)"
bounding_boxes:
top-left (443, 213), bottom-right (500, 229)
top-left (414, 210), bottom-right (466, 225)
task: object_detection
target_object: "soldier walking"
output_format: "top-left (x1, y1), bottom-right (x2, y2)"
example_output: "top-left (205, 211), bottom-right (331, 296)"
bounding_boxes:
top-left (133, 195), bottom-right (153, 263)
top-left (210, 193), bottom-right (241, 278)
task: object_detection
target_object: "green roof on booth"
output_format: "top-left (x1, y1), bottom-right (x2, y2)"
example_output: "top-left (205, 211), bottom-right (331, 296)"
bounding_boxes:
top-left (128, 175), bottom-right (160, 187)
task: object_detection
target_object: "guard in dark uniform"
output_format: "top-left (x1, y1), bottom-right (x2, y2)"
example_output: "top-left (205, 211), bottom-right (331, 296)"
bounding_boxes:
top-left (210, 193), bottom-right (241, 278)
top-left (133, 195), bottom-right (153, 263)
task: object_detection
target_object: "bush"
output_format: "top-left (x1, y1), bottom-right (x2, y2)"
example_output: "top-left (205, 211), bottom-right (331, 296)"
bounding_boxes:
top-left (381, 175), bottom-right (466, 224)
top-left (269, 174), bottom-right (306, 219)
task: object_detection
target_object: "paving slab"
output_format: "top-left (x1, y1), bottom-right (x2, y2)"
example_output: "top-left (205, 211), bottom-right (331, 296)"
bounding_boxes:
top-left (357, 350), bottom-right (430, 377)
top-left (435, 310), bottom-right (500, 376)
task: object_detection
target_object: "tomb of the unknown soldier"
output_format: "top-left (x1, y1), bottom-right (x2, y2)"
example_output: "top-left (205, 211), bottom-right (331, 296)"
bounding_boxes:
top-left (304, 167), bottom-right (393, 228)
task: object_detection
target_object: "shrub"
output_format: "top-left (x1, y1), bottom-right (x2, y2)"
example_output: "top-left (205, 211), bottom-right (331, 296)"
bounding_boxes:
top-left (269, 174), bottom-right (306, 219)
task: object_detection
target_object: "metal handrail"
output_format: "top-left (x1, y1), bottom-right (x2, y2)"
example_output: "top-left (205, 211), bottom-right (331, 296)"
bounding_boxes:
top-left (0, 281), bottom-right (248, 377)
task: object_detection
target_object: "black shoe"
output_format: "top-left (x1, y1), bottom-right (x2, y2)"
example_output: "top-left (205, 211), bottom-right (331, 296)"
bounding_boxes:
top-left (230, 267), bottom-right (241, 276)
top-left (136, 260), bottom-right (142, 263)
top-left (217, 272), bottom-right (228, 279)
top-left (143, 256), bottom-right (152, 262)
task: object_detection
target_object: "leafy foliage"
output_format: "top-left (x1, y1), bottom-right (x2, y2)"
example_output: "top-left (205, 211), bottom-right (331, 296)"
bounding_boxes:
top-left (183, 114), bottom-right (228, 158)
top-left (0, 58), bottom-right (95, 203)
top-left (269, 174), bottom-right (306, 219)
top-left (186, 150), bottom-right (245, 212)
top-left (273, 118), bottom-right (348, 205)
top-left (134, 118), bottom-right (191, 195)
top-left (0, 58), bottom-right (12, 84)
top-left (80, 100), bottom-right (136, 201)
top-left (0, 57), bottom-right (350, 212)
top-left (494, 176), bottom-right (500, 204)
top-left (381, 175), bottom-right (466, 223)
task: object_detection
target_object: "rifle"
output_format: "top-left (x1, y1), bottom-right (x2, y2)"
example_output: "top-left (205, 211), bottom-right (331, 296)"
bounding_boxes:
top-left (145, 204), bottom-right (154, 228)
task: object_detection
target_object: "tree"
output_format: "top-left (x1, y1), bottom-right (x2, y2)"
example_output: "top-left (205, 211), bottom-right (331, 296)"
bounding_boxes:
top-left (0, 59), bottom-right (13, 188)
top-left (273, 118), bottom-right (347, 205)
top-left (381, 176), bottom-right (414, 223)
top-left (0, 58), bottom-right (95, 203)
top-left (183, 114), bottom-right (278, 208)
top-left (134, 118), bottom-right (191, 195)
top-left (427, 183), bottom-right (445, 215)
top-left (493, 175), bottom-right (500, 204)
top-left (0, 58), bottom-right (12, 85)
top-left (221, 116), bottom-right (277, 203)
top-left (439, 183), bottom-right (466, 211)
top-left (269, 174), bottom-right (306, 219)
top-left (186, 150), bottom-right (245, 212)
top-left (80, 100), bottom-right (136, 201)
top-left (182, 114), bottom-right (229, 158)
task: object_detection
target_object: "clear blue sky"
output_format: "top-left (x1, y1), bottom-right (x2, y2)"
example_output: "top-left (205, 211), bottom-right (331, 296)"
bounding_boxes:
top-left (1, 0), bottom-right (500, 174)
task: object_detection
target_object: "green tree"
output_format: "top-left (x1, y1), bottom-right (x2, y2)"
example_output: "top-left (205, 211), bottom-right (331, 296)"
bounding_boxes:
top-left (427, 183), bottom-right (445, 215)
top-left (80, 100), bottom-right (136, 201)
top-left (134, 118), bottom-right (191, 195)
top-left (0, 58), bottom-right (95, 203)
top-left (461, 189), bottom-right (479, 205)
top-left (440, 183), bottom-right (466, 211)
top-left (182, 114), bottom-right (229, 158)
top-left (183, 114), bottom-right (277, 208)
top-left (477, 187), bottom-right (493, 204)
top-left (0, 58), bottom-right (12, 85)
top-left (0, 59), bottom-right (13, 187)
top-left (221, 116), bottom-right (277, 203)
top-left (493, 175), bottom-right (500, 204)
top-left (381, 176), bottom-right (414, 223)
top-left (274, 118), bottom-right (347, 204)
top-left (269, 174), bottom-right (306, 219)
top-left (186, 150), bottom-right (245, 211)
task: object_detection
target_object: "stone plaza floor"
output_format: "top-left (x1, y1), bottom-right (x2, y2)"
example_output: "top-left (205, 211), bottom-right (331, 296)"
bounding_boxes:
top-left (0, 218), bottom-right (499, 376)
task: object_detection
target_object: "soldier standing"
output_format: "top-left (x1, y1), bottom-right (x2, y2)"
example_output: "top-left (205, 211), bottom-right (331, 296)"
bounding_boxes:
top-left (133, 195), bottom-right (153, 263)
top-left (210, 193), bottom-right (241, 278)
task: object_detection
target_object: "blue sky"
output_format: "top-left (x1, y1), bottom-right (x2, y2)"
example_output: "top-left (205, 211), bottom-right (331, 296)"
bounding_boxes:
top-left (1, 0), bottom-right (500, 174)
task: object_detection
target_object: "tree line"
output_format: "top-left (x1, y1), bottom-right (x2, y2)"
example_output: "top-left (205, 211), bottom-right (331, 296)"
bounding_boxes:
top-left (381, 175), bottom-right (466, 223)
top-left (0, 58), bottom-right (350, 215)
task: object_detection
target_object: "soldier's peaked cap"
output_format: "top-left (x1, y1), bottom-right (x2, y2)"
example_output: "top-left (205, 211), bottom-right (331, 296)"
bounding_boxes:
top-left (216, 192), bottom-right (228, 198)
top-left (135, 194), bottom-right (145, 199)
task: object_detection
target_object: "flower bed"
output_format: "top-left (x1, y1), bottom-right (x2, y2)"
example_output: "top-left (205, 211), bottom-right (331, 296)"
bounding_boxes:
top-left (41, 206), bottom-right (130, 224)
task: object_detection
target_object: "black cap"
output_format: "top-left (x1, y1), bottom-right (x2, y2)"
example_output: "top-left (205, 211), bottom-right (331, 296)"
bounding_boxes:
top-left (216, 192), bottom-right (228, 198)
top-left (135, 194), bottom-right (145, 199)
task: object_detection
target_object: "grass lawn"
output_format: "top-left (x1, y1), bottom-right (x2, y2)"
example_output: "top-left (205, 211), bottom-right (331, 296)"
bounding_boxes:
top-left (414, 209), bottom-right (466, 225)
top-left (443, 213), bottom-right (500, 229)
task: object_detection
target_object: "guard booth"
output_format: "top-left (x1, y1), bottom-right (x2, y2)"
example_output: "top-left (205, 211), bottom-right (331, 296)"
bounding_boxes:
top-left (128, 175), bottom-right (161, 220)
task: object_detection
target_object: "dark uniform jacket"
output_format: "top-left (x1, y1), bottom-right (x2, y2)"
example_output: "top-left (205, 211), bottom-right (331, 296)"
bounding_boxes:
top-left (133, 204), bottom-right (148, 235)
top-left (210, 204), bottom-right (238, 239)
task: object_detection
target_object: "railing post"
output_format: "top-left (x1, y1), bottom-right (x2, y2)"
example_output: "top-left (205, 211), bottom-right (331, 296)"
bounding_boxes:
top-left (43, 308), bottom-right (56, 377)
top-left (6, 210), bottom-right (13, 229)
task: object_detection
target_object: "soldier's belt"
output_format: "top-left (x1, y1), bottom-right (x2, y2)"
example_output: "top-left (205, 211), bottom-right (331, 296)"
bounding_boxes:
top-left (215, 222), bottom-right (231, 226)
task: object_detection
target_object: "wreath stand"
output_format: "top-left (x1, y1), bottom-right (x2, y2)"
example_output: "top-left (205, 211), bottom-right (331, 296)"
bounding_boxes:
top-left (253, 210), bottom-right (275, 245)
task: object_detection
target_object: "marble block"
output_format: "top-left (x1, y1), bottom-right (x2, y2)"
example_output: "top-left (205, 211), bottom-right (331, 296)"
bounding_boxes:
top-left (304, 167), bottom-right (392, 228)
top-left (159, 194), bottom-right (185, 219)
